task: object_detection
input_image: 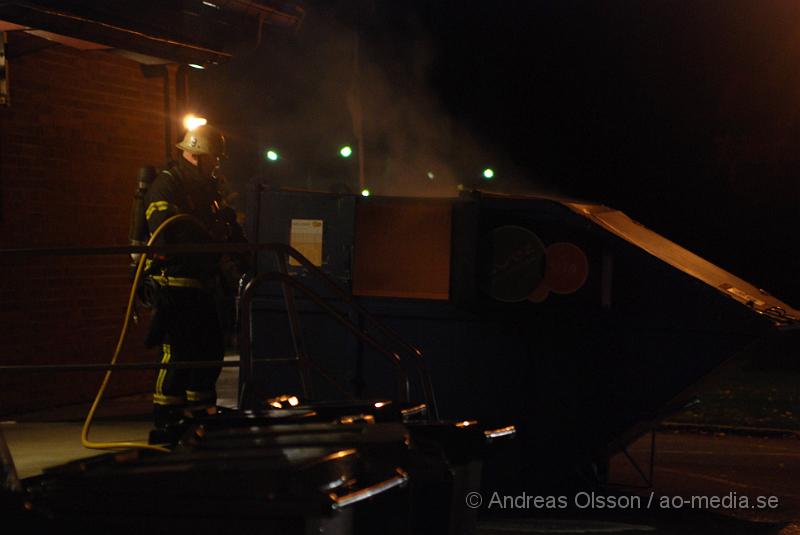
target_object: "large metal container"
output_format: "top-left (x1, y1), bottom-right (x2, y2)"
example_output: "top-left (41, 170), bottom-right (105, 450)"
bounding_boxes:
top-left (246, 187), bottom-right (799, 488)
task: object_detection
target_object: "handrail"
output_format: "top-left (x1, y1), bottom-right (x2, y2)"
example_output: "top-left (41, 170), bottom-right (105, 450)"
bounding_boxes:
top-left (0, 243), bottom-right (264, 256)
top-left (263, 244), bottom-right (424, 360)
top-left (257, 243), bottom-right (439, 420)
top-left (0, 359), bottom-right (295, 373)
top-left (1, 240), bottom-right (440, 419)
top-left (238, 271), bottom-right (411, 410)
top-left (272, 244), bottom-right (314, 399)
top-left (1, 243), bottom-right (430, 379)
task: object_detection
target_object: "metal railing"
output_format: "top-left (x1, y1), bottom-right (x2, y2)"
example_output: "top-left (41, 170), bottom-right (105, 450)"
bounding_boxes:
top-left (0, 241), bottom-right (439, 419)
top-left (238, 243), bottom-right (438, 419)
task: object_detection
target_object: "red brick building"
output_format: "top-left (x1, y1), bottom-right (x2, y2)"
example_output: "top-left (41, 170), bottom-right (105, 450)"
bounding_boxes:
top-left (0, 35), bottom-right (182, 414)
top-left (0, 2), bottom-right (302, 414)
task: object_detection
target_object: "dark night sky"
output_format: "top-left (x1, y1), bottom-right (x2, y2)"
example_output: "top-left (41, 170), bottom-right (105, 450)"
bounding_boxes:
top-left (194, 0), bottom-right (800, 305)
top-left (412, 1), bottom-right (800, 304)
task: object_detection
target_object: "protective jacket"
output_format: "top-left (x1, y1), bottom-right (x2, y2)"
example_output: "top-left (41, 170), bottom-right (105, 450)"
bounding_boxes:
top-left (144, 157), bottom-right (226, 283)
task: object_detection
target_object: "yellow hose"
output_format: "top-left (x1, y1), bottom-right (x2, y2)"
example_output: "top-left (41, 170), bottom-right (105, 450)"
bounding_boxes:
top-left (81, 214), bottom-right (205, 452)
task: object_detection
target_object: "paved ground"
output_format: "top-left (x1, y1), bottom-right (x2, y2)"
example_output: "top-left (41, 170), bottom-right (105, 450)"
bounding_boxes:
top-left (2, 350), bottom-right (798, 533)
top-left (4, 418), bottom-right (797, 533)
top-left (469, 350), bottom-right (800, 535)
top-left (3, 412), bottom-right (798, 534)
top-left (1, 354), bottom-right (239, 479)
top-left (612, 431), bottom-right (800, 525)
top-left (468, 430), bottom-right (800, 534)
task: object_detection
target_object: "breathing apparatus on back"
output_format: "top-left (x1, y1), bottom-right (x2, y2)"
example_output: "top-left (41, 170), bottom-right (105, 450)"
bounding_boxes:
top-left (128, 165), bottom-right (157, 266)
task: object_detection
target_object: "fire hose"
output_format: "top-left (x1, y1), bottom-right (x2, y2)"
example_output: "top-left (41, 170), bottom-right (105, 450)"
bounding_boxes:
top-left (81, 213), bottom-right (208, 453)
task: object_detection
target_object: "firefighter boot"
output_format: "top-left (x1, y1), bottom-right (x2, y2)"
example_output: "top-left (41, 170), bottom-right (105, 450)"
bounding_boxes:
top-left (149, 404), bottom-right (187, 445)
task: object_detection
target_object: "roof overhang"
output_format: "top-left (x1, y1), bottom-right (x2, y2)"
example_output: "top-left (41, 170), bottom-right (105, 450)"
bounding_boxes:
top-left (0, 0), bottom-right (304, 66)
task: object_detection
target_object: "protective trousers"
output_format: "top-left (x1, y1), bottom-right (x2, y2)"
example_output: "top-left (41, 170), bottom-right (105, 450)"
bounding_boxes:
top-left (151, 286), bottom-right (224, 428)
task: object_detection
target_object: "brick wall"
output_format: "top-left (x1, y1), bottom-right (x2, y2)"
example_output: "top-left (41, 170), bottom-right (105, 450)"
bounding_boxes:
top-left (0, 34), bottom-right (179, 415)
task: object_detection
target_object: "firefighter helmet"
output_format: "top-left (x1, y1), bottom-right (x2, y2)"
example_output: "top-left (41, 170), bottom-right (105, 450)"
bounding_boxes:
top-left (176, 125), bottom-right (227, 159)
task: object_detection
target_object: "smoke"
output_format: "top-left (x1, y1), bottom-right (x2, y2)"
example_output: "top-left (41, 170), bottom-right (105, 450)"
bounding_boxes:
top-left (190, 3), bottom-right (558, 200)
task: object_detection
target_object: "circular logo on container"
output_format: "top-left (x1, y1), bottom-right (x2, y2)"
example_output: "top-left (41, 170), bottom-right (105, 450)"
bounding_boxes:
top-left (529, 242), bottom-right (589, 303)
top-left (481, 225), bottom-right (546, 303)
top-left (544, 242), bottom-right (589, 294)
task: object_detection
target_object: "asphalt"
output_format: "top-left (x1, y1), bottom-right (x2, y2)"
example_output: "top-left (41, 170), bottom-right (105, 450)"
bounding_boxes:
top-left (470, 343), bottom-right (800, 534)
top-left (0, 354), bottom-right (240, 479)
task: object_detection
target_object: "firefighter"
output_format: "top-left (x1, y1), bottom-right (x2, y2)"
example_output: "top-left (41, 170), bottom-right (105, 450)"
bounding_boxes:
top-left (144, 124), bottom-right (245, 433)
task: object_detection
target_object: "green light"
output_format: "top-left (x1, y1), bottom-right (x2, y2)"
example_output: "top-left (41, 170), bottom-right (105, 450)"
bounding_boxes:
top-left (482, 167), bottom-right (495, 180)
top-left (340, 145), bottom-right (353, 158)
top-left (361, 188), bottom-right (370, 197)
top-left (265, 149), bottom-right (279, 161)
top-left (427, 171), bottom-right (435, 180)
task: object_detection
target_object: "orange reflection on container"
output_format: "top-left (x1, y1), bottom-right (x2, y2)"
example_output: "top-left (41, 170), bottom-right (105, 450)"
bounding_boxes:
top-left (353, 199), bottom-right (451, 300)
top-left (544, 242), bottom-right (589, 294)
top-left (529, 242), bottom-right (589, 302)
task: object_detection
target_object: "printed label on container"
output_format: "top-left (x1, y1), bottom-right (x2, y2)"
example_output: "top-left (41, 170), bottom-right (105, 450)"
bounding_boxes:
top-left (289, 219), bottom-right (323, 267)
